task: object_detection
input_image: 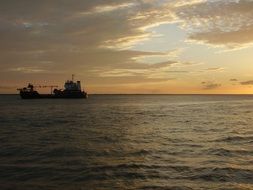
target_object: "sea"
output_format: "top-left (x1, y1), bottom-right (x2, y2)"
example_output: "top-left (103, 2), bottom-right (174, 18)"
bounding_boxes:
top-left (0, 95), bottom-right (253, 190)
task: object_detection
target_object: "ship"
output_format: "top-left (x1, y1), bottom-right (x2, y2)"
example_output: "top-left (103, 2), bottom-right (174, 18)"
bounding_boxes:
top-left (17, 75), bottom-right (88, 99)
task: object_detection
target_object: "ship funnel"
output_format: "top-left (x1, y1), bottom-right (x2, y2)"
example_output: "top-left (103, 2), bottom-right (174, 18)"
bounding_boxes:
top-left (77, 81), bottom-right (81, 90)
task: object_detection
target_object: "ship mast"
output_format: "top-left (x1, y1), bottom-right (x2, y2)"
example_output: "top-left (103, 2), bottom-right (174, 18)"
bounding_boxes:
top-left (72, 74), bottom-right (75, 82)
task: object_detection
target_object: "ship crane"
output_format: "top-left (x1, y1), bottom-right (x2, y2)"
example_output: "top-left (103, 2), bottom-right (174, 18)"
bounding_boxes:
top-left (33, 85), bottom-right (59, 94)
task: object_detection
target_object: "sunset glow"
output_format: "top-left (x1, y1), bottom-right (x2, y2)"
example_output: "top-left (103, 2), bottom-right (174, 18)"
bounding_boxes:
top-left (1, 0), bottom-right (253, 94)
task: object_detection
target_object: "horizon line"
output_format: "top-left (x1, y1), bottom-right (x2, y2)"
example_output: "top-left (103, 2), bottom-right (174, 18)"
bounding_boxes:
top-left (2, 93), bottom-right (253, 96)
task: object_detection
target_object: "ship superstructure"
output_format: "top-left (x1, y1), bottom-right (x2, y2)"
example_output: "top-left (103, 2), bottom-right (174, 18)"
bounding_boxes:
top-left (17, 75), bottom-right (88, 99)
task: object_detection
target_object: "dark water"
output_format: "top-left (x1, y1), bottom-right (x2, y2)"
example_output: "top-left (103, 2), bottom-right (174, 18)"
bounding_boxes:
top-left (0, 95), bottom-right (253, 190)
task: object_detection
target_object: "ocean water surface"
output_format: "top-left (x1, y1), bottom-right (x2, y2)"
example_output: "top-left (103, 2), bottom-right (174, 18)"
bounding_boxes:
top-left (0, 95), bottom-right (253, 190)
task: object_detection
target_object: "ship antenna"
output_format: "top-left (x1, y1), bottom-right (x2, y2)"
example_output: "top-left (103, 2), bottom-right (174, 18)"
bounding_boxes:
top-left (72, 74), bottom-right (74, 81)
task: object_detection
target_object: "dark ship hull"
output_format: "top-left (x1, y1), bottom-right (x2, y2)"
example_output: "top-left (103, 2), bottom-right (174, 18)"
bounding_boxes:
top-left (18, 76), bottom-right (88, 99)
top-left (20, 91), bottom-right (88, 99)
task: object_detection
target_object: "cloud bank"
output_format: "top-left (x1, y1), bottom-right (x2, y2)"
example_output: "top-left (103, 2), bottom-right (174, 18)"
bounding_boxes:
top-left (0, 0), bottom-right (252, 92)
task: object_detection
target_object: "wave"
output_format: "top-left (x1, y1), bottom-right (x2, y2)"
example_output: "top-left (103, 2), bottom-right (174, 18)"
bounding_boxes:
top-left (139, 185), bottom-right (193, 190)
top-left (187, 167), bottom-right (253, 183)
top-left (205, 147), bottom-right (253, 157)
top-left (216, 135), bottom-right (253, 143)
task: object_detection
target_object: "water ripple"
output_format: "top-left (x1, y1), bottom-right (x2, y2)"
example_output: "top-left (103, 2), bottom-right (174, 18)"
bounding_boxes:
top-left (1, 95), bottom-right (253, 189)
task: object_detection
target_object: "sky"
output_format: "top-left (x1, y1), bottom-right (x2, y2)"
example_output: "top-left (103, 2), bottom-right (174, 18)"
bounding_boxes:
top-left (1, 0), bottom-right (253, 94)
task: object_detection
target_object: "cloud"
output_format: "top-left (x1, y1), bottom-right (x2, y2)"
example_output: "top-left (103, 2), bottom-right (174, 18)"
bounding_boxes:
top-left (201, 81), bottom-right (221, 90)
top-left (97, 59), bottom-right (189, 81)
top-left (205, 67), bottom-right (224, 72)
top-left (1, 0), bottom-right (252, 56)
top-left (0, 0), bottom-right (251, 93)
top-left (86, 3), bottom-right (135, 14)
top-left (177, 0), bottom-right (253, 49)
top-left (0, 1), bottom-right (177, 74)
top-left (230, 78), bottom-right (238, 82)
top-left (0, 85), bottom-right (18, 90)
top-left (131, 49), bottom-right (182, 64)
top-left (240, 80), bottom-right (253, 85)
top-left (9, 67), bottom-right (46, 74)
